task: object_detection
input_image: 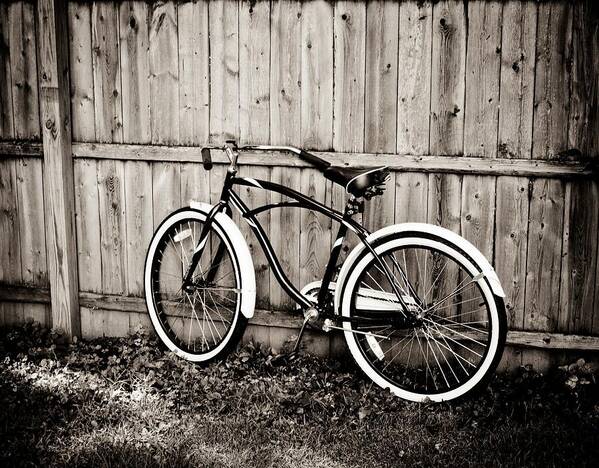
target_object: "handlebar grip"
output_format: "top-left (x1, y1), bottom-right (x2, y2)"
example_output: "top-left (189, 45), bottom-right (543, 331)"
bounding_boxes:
top-left (298, 149), bottom-right (331, 170)
top-left (201, 148), bottom-right (213, 170)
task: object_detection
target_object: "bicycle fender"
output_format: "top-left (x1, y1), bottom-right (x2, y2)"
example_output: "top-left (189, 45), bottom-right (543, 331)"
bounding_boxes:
top-left (334, 222), bottom-right (505, 313)
top-left (189, 201), bottom-right (256, 319)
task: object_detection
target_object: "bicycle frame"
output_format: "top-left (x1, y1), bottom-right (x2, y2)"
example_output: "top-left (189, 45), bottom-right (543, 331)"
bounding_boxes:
top-left (183, 146), bottom-right (415, 319)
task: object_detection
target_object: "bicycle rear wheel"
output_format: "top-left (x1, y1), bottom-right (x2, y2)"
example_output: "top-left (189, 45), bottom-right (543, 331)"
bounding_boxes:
top-left (339, 233), bottom-right (506, 402)
top-left (144, 208), bottom-right (253, 362)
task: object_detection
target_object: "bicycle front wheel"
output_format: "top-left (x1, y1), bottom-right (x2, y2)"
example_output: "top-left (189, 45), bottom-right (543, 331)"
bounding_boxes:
top-left (144, 208), bottom-right (253, 362)
top-left (339, 233), bottom-right (506, 402)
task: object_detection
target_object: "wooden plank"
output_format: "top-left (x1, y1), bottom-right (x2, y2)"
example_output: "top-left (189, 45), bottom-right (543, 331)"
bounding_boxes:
top-left (67, 141), bottom-right (598, 177)
top-left (364, 0), bottom-right (398, 154)
top-left (208, 0), bottom-right (239, 142)
top-left (15, 158), bottom-right (47, 286)
top-left (37, 0), bottom-right (80, 337)
top-left (180, 162), bottom-right (210, 207)
top-left (269, 167), bottom-right (301, 311)
top-left (464, 1), bottom-right (502, 158)
top-left (524, 178), bottom-right (565, 332)
top-left (494, 176), bottom-right (529, 330)
top-left (558, 180), bottom-right (598, 334)
top-left (430, 0), bottom-right (466, 155)
top-left (364, 173), bottom-right (396, 231)
top-left (270, 0), bottom-right (301, 145)
top-left (498, 1), bottom-right (537, 159)
top-left (394, 172), bottom-right (429, 223)
top-left (238, 166), bottom-right (270, 310)
top-left (239, 0), bottom-right (270, 144)
top-left (299, 169), bottom-right (332, 287)
top-left (74, 159), bottom-right (102, 292)
top-left (568, 0), bottom-right (599, 158)
top-left (0, 141), bottom-right (42, 157)
top-left (149, 1), bottom-right (179, 144)
top-left (152, 162), bottom-right (181, 228)
top-left (301, 0), bottom-right (334, 150)
top-left (0, 159), bottom-right (21, 284)
top-left (97, 160), bottom-right (127, 295)
top-left (124, 161), bottom-right (153, 295)
top-left (177, 0), bottom-right (209, 145)
top-left (532, 2), bottom-right (572, 159)
top-left (91, 2), bottom-right (123, 143)
top-left (397, 0), bottom-right (433, 155)
top-left (0, 3), bottom-right (14, 138)
top-left (8, 1), bottom-right (40, 139)
top-left (333, 0), bottom-right (366, 152)
top-left (119, 1), bottom-right (151, 144)
top-left (68, 1), bottom-right (95, 141)
top-left (460, 176), bottom-right (496, 259)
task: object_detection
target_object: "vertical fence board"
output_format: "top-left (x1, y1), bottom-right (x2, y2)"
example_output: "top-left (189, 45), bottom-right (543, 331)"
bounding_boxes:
top-left (460, 176), bottom-right (496, 259)
top-left (498, 1), bottom-right (536, 159)
top-left (333, 1), bottom-right (366, 153)
top-left (430, 1), bottom-right (466, 155)
top-left (532, 2), bottom-right (572, 159)
top-left (364, 0), bottom-right (398, 154)
top-left (153, 162), bottom-right (181, 228)
top-left (239, 0), bottom-right (270, 144)
top-left (8, 2), bottom-right (40, 139)
top-left (68, 1), bottom-right (95, 141)
top-left (74, 159), bottom-right (102, 292)
top-left (495, 176), bottom-right (529, 330)
top-left (0, 160), bottom-right (21, 284)
top-left (209, 0), bottom-right (239, 142)
top-left (92, 2), bottom-right (123, 143)
top-left (558, 180), bottom-right (598, 334)
top-left (0, 4), bottom-right (14, 139)
top-left (124, 161), bottom-right (153, 295)
top-left (524, 179), bottom-right (564, 332)
top-left (397, 0), bottom-right (433, 155)
top-left (270, 0), bottom-right (301, 145)
top-left (238, 166), bottom-right (271, 309)
top-left (178, 0), bottom-right (209, 145)
top-left (270, 167), bottom-right (301, 310)
top-left (119, 0), bottom-right (151, 144)
top-left (149, 1), bottom-right (179, 144)
top-left (97, 160), bottom-right (127, 295)
top-left (568, 0), bottom-right (599, 157)
top-left (301, 0), bottom-right (334, 150)
top-left (180, 163), bottom-right (210, 206)
top-left (395, 173), bottom-right (429, 224)
top-left (464, 1), bottom-right (501, 158)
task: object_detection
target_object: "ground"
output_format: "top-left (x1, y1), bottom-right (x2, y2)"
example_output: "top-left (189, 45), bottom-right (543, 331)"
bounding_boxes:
top-left (0, 323), bottom-right (598, 467)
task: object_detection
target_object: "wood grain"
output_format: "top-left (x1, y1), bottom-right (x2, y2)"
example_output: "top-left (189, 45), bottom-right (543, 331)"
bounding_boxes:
top-left (430, 0), bottom-right (466, 155)
top-left (301, 0), bottom-right (334, 150)
top-left (498, 1), bottom-right (537, 159)
top-left (91, 2), bottom-right (123, 143)
top-left (333, 1), bottom-right (366, 153)
top-left (270, 0), bottom-right (301, 145)
top-left (397, 1), bottom-right (432, 155)
top-left (119, 1), bottom-right (151, 144)
top-left (178, 0), bottom-right (209, 145)
top-left (149, 1), bottom-right (179, 144)
top-left (239, 0), bottom-right (270, 144)
top-left (464, 1), bottom-right (502, 158)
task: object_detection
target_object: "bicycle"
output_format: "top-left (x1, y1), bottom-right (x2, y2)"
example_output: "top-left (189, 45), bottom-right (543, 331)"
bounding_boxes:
top-left (144, 141), bottom-right (507, 402)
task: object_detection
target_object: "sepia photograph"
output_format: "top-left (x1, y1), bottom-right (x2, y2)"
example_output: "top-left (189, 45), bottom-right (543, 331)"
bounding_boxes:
top-left (0, 0), bottom-right (598, 466)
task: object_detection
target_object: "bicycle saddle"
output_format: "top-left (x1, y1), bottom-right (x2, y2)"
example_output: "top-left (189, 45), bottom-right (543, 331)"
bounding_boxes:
top-left (324, 166), bottom-right (390, 198)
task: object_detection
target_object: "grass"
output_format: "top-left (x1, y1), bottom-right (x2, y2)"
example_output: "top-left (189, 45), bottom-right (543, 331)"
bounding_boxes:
top-left (1, 322), bottom-right (598, 467)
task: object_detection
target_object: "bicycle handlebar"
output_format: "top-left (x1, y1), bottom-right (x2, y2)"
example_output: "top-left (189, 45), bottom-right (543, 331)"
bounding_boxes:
top-left (199, 143), bottom-right (331, 171)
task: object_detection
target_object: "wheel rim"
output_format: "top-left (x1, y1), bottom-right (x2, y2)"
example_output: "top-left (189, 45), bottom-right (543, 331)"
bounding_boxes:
top-left (149, 217), bottom-right (241, 356)
top-left (343, 237), bottom-right (499, 400)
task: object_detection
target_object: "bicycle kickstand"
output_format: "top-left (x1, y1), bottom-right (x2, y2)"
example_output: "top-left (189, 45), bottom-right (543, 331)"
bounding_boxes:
top-left (292, 308), bottom-right (318, 353)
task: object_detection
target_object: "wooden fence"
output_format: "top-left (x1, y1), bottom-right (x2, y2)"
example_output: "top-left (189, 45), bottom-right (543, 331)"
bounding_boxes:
top-left (0, 0), bottom-right (598, 371)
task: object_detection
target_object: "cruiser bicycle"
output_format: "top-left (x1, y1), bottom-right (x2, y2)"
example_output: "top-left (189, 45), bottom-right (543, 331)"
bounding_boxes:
top-left (144, 141), bottom-right (507, 402)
